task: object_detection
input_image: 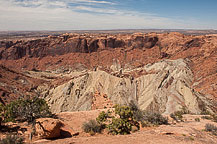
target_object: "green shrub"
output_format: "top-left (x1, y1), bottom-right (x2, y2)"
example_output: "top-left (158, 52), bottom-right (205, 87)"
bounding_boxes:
top-left (210, 114), bottom-right (217, 123)
top-left (143, 112), bottom-right (168, 125)
top-left (129, 101), bottom-right (144, 122)
top-left (129, 101), bottom-right (168, 126)
top-left (0, 135), bottom-right (24, 144)
top-left (92, 103), bottom-right (168, 135)
top-left (170, 109), bottom-right (186, 122)
top-left (201, 114), bottom-right (217, 123)
top-left (205, 123), bottom-right (217, 136)
top-left (95, 104), bottom-right (140, 135)
top-left (15, 97), bottom-right (53, 122)
top-left (201, 116), bottom-right (212, 120)
top-left (82, 119), bottom-right (102, 135)
top-left (96, 111), bottom-right (111, 124)
top-left (141, 121), bottom-right (152, 128)
top-left (107, 117), bottom-right (132, 135)
top-left (0, 97), bottom-right (53, 124)
top-left (195, 118), bottom-right (200, 122)
top-left (114, 105), bottom-right (133, 119)
top-left (106, 105), bottom-right (138, 135)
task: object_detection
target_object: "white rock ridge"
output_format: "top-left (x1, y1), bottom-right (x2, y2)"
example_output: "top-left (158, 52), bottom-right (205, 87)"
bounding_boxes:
top-left (44, 59), bottom-right (211, 114)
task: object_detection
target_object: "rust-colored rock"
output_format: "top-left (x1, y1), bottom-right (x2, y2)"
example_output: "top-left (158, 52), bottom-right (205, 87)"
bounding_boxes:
top-left (35, 118), bottom-right (63, 139)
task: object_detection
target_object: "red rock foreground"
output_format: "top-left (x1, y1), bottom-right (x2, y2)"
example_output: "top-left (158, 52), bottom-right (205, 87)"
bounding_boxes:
top-left (1, 110), bottom-right (214, 144)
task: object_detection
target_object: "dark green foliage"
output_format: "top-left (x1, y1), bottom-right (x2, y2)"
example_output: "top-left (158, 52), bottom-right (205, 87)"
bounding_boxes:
top-left (15, 97), bottom-right (53, 122)
top-left (195, 118), bottom-right (200, 122)
top-left (143, 112), bottom-right (168, 125)
top-left (0, 101), bottom-right (20, 123)
top-left (210, 114), bottom-right (217, 123)
top-left (114, 105), bottom-right (133, 119)
top-left (96, 111), bottom-right (111, 124)
top-left (170, 108), bottom-right (188, 122)
top-left (201, 114), bottom-right (217, 123)
top-left (82, 119), bottom-right (102, 135)
top-left (107, 117), bottom-right (132, 135)
top-left (0, 135), bottom-right (24, 144)
top-left (201, 116), bottom-right (212, 120)
top-left (200, 110), bottom-right (211, 115)
top-left (0, 97), bottom-right (53, 124)
top-left (205, 123), bottom-right (217, 136)
top-left (107, 105), bottom-right (138, 135)
top-left (87, 103), bottom-right (168, 136)
top-left (129, 101), bottom-right (168, 126)
top-left (129, 101), bottom-right (144, 122)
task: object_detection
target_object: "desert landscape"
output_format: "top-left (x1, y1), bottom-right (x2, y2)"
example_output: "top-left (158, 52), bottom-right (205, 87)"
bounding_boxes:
top-left (0, 0), bottom-right (217, 143)
top-left (0, 31), bottom-right (216, 143)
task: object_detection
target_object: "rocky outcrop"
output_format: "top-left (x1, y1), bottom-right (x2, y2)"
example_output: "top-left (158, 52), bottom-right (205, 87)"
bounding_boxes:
top-left (0, 65), bottom-right (46, 104)
top-left (35, 118), bottom-right (63, 139)
top-left (44, 59), bottom-right (212, 114)
top-left (0, 34), bottom-right (159, 60)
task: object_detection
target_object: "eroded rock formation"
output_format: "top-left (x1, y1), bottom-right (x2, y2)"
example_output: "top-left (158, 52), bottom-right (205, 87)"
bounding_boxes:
top-left (44, 59), bottom-right (212, 114)
top-left (0, 32), bottom-right (216, 114)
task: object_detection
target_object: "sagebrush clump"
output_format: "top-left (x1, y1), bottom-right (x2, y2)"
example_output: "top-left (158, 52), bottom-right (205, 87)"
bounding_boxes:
top-left (83, 102), bottom-right (168, 135)
top-left (82, 119), bottom-right (102, 135)
top-left (205, 123), bottom-right (217, 136)
top-left (129, 101), bottom-right (168, 126)
top-left (0, 135), bottom-right (24, 144)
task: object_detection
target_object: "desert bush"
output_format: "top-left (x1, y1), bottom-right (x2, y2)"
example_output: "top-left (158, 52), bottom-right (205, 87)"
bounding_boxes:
top-left (170, 108), bottom-right (188, 122)
top-left (143, 112), bottom-right (168, 125)
top-left (129, 101), bottom-right (168, 126)
top-left (201, 116), bottom-right (212, 120)
top-left (201, 114), bottom-right (217, 123)
top-left (96, 111), bottom-right (111, 124)
top-left (82, 119), bottom-right (102, 135)
top-left (200, 110), bottom-right (211, 115)
top-left (205, 123), bottom-right (217, 136)
top-left (0, 135), bottom-right (24, 144)
top-left (195, 118), bottom-right (200, 122)
top-left (129, 101), bottom-right (144, 122)
top-left (141, 121), bottom-right (152, 128)
top-left (107, 117), bottom-right (132, 135)
top-left (15, 97), bottom-right (53, 122)
top-left (0, 101), bottom-right (20, 123)
top-left (93, 104), bottom-right (168, 135)
top-left (107, 105), bottom-right (138, 135)
top-left (0, 97), bottom-right (53, 124)
top-left (210, 114), bottom-right (217, 123)
top-left (95, 104), bottom-right (139, 135)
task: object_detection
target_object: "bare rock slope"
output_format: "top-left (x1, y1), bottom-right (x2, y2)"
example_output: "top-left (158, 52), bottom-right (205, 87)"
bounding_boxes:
top-left (44, 59), bottom-right (212, 114)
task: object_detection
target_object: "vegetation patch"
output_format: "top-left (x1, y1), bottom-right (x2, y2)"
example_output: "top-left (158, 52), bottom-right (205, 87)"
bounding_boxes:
top-left (0, 135), bottom-right (24, 144)
top-left (83, 102), bottom-right (168, 135)
top-left (0, 97), bottom-right (53, 124)
top-left (170, 107), bottom-right (189, 122)
top-left (205, 123), bottom-right (217, 136)
top-left (82, 119), bottom-right (103, 135)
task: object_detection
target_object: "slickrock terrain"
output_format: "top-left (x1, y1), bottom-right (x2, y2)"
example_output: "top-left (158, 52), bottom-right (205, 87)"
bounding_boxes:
top-left (0, 32), bottom-right (216, 143)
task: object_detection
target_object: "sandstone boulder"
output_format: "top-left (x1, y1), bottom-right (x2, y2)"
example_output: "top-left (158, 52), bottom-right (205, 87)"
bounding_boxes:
top-left (35, 118), bottom-right (63, 139)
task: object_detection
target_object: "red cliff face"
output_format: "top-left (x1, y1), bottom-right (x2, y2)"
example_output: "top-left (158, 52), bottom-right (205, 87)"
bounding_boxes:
top-left (0, 34), bottom-right (159, 60)
top-left (0, 65), bottom-right (46, 104)
top-left (0, 32), bottom-right (216, 107)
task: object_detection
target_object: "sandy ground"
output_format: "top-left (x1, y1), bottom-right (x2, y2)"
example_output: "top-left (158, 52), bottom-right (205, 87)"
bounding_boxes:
top-left (31, 111), bottom-right (217, 144)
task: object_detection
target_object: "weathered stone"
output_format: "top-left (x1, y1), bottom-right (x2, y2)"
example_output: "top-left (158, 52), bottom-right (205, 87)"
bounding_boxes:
top-left (35, 118), bottom-right (63, 139)
top-left (45, 59), bottom-right (212, 114)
